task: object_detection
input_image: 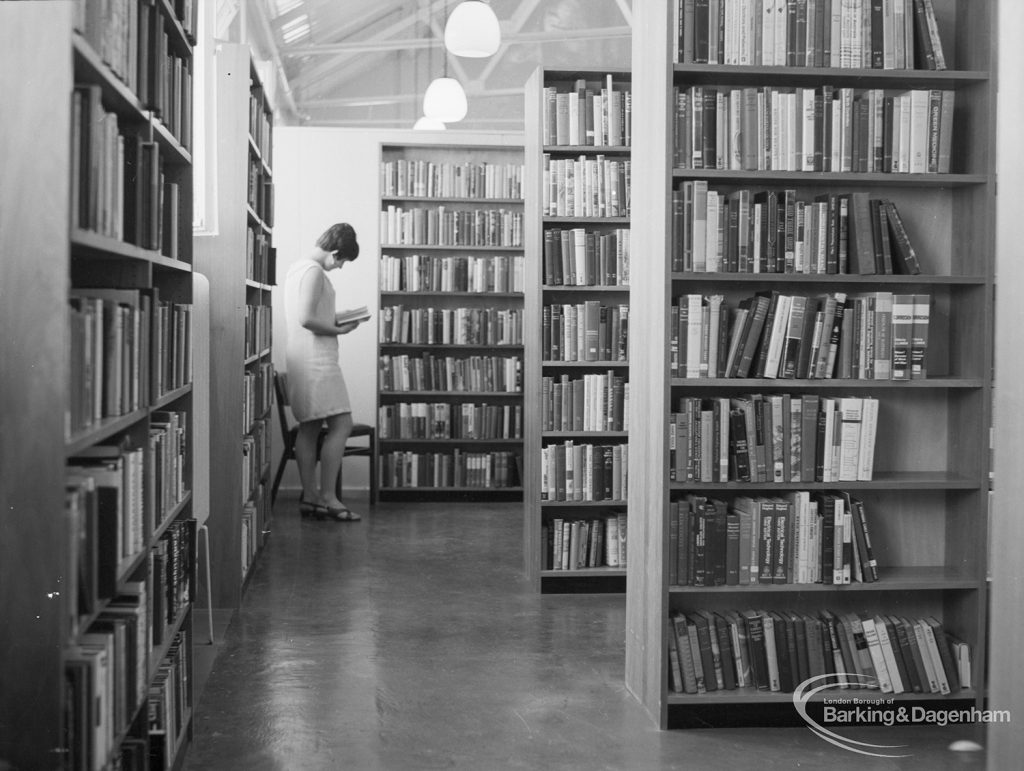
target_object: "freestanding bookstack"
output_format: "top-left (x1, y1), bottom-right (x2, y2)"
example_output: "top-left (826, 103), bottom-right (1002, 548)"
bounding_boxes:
top-left (523, 69), bottom-right (633, 592)
top-left (195, 43), bottom-right (276, 625)
top-left (377, 141), bottom-right (525, 501)
top-left (1, 1), bottom-right (199, 767)
top-left (626, 0), bottom-right (994, 727)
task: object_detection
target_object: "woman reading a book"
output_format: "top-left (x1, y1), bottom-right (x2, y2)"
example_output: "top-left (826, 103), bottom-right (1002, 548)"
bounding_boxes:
top-left (283, 222), bottom-right (368, 521)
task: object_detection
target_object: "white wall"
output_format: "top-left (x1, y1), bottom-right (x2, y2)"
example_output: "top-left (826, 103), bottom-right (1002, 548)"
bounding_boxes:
top-left (989, 1), bottom-right (1024, 765)
top-left (271, 128), bottom-right (524, 494)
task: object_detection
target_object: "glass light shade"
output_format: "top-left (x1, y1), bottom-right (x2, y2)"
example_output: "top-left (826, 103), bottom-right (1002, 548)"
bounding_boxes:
top-left (444, 1), bottom-right (500, 58)
top-left (413, 116), bottom-right (447, 131)
top-left (423, 77), bottom-right (468, 123)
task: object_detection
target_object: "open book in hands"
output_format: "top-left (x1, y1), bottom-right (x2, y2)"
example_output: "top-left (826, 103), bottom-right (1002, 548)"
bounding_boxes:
top-left (335, 306), bottom-right (371, 326)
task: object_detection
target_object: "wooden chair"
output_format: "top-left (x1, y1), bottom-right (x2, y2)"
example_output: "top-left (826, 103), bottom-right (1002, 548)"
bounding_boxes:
top-left (271, 369), bottom-right (377, 505)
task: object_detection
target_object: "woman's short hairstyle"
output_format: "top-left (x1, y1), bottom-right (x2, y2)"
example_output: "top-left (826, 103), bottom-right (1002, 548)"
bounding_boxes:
top-left (316, 223), bottom-right (359, 260)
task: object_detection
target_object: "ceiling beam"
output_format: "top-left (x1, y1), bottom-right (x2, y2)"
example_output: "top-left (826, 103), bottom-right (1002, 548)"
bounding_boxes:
top-left (297, 85), bottom-right (525, 109)
top-left (283, 26), bottom-right (631, 56)
top-left (292, 0), bottom-right (449, 93)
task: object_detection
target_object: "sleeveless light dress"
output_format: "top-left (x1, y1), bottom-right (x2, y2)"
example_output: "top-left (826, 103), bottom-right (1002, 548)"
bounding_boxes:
top-left (283, 259), bottom-right (351, 422)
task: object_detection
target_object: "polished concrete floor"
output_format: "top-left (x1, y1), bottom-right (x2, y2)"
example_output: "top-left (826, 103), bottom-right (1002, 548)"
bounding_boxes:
top-left (185, 495), bottom-right (987, 771)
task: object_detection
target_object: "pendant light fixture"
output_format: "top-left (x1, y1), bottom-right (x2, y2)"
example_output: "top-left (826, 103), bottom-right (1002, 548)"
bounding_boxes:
top-left (414, 116), bottom-right (446, 130)
top-left (423, 76), bottom-right (467, 123)
top-left (444, 1), bottom-right (501, 58)
top-left (423, 2), bottom-right (468, 123)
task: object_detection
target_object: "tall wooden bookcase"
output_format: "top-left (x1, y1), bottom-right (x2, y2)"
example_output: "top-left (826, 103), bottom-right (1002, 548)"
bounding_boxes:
top-left (523, 69), bottom-right (633, 593)
top-left (1, 1), bottom-right (198, 767)
top-left (195, 43), bottom-right (275, 616)
top-left (625, 0), bottom-right (994, 727)
top-left (377, 141), bottom-right (525, 501)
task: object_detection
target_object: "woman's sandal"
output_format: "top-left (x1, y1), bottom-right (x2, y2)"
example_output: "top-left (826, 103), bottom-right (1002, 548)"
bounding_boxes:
top-left (298, 494), bottom-right (318, 518)
top-left (312, 503), bottom-right (361, 522)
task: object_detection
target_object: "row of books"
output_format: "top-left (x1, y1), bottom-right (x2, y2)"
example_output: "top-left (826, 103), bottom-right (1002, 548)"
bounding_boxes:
top-left (543, 302), bottom-right (630, 363)
top-left (670, 490), bottom-right (878, 587)
top-left (241, 484), bottom-right (269, 580)
top-left (154, 47), bottom-right (193, 150)
top-left (672, 0), bottom-right (948, 70)
top-left (379, 450), bottom-right (521, 489)
top-left (669, 291), bottom-right (930, 381)
top-left (152, 519), bottom-right (194, 645)
top-left (249, 85), bottom-right (272, 163)
top-left (542, 77), bottom-right (632, 147)
top-left (540, 441), bottom-right (629, 503)
top-left (379, 206), bottom-right (523, 248)
top-left (246, 225), bottom-right (275, 285)
top-left (64, 581), bottom-right (149, 771)
top-left (67, 289), bottom-right (193, 434)
top-left (380, 159), bottom-right (525, 200)
top-left (542, 373), bottom-right (630, 433)
top-left (76, 0), bottom-right (196, 148)
top-left (542, 156), bottom-right (631, 218)
top-left (242, 419), bottom-right (271, 504)
top-left (65, 414), bottom-right (188, 629)
top-left (378, 354), bottom-right (522, 394)
top-left (67, 446), bottom-right (145, 598)
top-left (670, 394), bottom-right (878, 484)
top-left (247, 156), bottom-right (274, 226)
top-left (379, 253), bottom-right (525, 294)
top-left (379, 306), bottom-right (524, 346)
top-left (543, 227), bottom-right (631, 287)
top-left (242, 361), bottom-right (274, 433)
top-left (674, 85), bottom-right (954, 174)
top-left (244, 303), bottom-right (272, 359)
top-left (672, 187), bottom-right (921, 275)
top-left (378, 402), bottom-right (524, 440)
top-left (148, 630), bottom-right (191, 771)
top-left (543, 513), bottom-right (628, 571)
top-left (72, 85), bottom-right (183, 255)
top-left (667, 608), bottom-right (969, 696)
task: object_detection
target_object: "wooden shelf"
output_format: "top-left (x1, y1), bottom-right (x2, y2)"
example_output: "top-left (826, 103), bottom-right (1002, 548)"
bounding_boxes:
top-left (382, 195), bottom-right (523, 204)
top-left (543, 431), bottom-right (629, 439)
top-left (672, 63), bottom-right (989, 88)
top-left (544, 145), bottom-right (631, 154)
top-left (544, 216), bottom-right (631, 224)
top-left (541, 499), bottom-right (627, 508)
top-left (541, 567), bottom-right (628, 578)
top-left (668, 471), bottom-right (982, 491)
top-left (244, 349), bottom-right (271, 365)
top-left (65, 409), bottom-right (149, 456)
top-left (543, 284), bottom-right (630, 292)
top-left (381, 243), bottom-right (523, 252)
top-left (195, 43), bottom-right (275, 616)
top-left (668, 272), bottom-right (988, 285)
top-left (381, 290), bottom-right (523, 298)
top-left (72, 34), bottom-right (146, 118)
top-left (542, 360), bottom-right (629, 368)
top-left (671, 169), bottom-right (988, 186)
top-left (153, 383), bottom-right (194, 409)
top-left (379, 342), bottom-right (524, 350)
top-left (3, 5), bottom-right (198, 767)
top-left (524, 69), bottom-right (634, 590)
top-left (667, 688), bottom-right (980, 706)
top-left (380, 390), bottom-right (522, 398)
top-left (669, 566), bottom-right (981, 593)
top-left (72, 228), bottom-right (191, 269)
top-left (668, 377), bottom-right (984, 389)
top-left (380, 438), bottom-right (523, 445)
top-left (378, 141), bottom-right (526, 501)
top-left (625, 0), bottom-right (996, 730)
